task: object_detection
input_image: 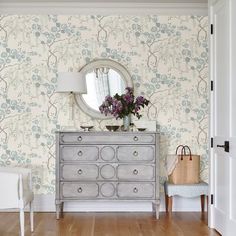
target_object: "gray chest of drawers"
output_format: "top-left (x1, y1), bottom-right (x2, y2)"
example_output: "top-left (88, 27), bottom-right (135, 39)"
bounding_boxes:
top-left (55, 131), bottom-right (160, 219)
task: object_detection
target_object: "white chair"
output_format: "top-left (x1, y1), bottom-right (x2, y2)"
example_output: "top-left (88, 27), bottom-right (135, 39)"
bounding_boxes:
top-left (0, 167), bottom-right (34, 236)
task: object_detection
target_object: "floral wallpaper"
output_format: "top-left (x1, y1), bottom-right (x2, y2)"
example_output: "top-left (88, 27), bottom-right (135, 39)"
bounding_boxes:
top-left (0, 15), bottom-right (208, 194)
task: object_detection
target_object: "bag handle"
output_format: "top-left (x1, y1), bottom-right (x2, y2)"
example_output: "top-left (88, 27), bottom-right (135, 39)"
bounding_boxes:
top-left (176, 145), bottom-right (186, 160)
top-left (183, 145), bottom-right (192, 161)
top-left (175, 145), bottom-right (185, 155)
top-left (175, 145), bottom-right (192, 161)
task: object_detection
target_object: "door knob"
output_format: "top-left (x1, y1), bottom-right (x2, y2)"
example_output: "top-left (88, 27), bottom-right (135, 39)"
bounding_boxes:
top-left (217, 141), bottom-right (229, 152)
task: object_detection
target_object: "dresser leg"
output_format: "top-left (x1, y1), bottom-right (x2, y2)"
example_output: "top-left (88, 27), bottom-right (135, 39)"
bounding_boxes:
top-left (56, 203), bottom-right (63, 220)
top-left (152, 201), bottom-right (160, 219)
top-left (61, 202), bottom-right (64, 217)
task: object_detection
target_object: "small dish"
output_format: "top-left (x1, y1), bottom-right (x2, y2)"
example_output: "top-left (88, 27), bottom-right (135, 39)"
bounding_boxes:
top-left (80, 125), bottom-right (94, 132)
top-left (137, 128), bottom-right (146, 132)
top-left (106, 125), bottom-right (120, 132)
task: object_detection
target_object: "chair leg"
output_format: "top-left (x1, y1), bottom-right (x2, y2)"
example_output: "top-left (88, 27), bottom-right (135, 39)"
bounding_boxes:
top-left (30, 201), bottom-right (34, 232)
top-left (201, 195), bottom-right (205, 212)
top-left (20, 208), bottom-right (24, 236)
top-left (168, 196), bottom-right (173, 213)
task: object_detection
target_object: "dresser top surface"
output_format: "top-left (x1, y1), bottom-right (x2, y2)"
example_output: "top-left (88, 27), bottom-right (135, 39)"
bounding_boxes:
top-left (56, 131), bottom-right (159, 134)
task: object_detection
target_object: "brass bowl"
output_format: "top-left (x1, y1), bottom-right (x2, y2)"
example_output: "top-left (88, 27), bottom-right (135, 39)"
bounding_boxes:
top-left (106, 125), bottom-right (120, 132)
top-left (137, 128), bottom-right (146, 132)
top-left (80, 126), bottom-right (94, 131)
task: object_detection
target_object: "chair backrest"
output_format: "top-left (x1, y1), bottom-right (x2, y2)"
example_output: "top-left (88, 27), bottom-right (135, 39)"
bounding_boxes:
top-left (0, 172), bottom-right (20, 209)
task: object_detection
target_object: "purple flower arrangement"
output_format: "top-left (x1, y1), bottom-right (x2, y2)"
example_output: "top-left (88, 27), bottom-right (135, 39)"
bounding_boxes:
top-left (99, 87), bottom-right (149, 119)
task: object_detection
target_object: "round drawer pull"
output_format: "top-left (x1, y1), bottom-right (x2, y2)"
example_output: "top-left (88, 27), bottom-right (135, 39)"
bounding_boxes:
top-left (133, 187), bottom-right (138, 193)
top-left (133, 151), bottom-right (138, 156)
top-left (133, 136), bottom-right (138, 141)
top-left (77, 169), bottom-right (83, 175)
top-left (133, 169), bottom-right (138, 175)
top-left (77, 136), bottom-right (82, 141)
top-left (77, 151), bottom-right (83, 156)
top-left (77, 187), bottom-right (83, 193)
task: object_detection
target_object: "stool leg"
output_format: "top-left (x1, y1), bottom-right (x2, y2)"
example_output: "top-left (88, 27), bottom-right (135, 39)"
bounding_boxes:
top-left (168, 196), bottom-right (173, 213)
top-left (201, 195), bottom-right (205, 212)
top-left (165, 194), bottom-right (169, 213)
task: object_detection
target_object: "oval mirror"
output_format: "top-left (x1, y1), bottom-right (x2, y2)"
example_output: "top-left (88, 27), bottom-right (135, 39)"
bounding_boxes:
top-left (75, 59), bottom-right (133, 119)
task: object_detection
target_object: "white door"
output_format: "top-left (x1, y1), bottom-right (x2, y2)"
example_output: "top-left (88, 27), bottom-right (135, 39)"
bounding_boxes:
top-left (210, 0), bottom-right (236, 235)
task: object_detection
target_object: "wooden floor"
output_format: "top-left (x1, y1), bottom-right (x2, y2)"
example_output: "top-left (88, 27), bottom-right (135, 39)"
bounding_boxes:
top-left (0, 212), bottom-right (220, 236)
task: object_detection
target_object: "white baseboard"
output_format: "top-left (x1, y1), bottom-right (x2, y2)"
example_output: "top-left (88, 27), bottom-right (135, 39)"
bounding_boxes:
top-left (32, 193), bottom-right (205, 212)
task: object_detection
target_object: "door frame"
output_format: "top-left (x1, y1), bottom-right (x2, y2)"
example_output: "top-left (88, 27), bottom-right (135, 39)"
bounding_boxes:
top-left (208, 0), bottom-right (214, 228)
top-left (208, 0), bottom-right (233, 231)
top-left (209, 0), bottom-right (222, 229)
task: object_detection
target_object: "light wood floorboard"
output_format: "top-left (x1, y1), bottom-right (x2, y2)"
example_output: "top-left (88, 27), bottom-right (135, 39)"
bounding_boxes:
top-left (0, 212), bottom-right (220, 236)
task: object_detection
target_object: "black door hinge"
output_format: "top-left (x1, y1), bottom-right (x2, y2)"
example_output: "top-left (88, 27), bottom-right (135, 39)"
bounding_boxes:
top-left (211, 137), bottom-right (213, 148)
top-left (211, 24), bottom-right (214, 35)
top-left (211, 81), bottom-right (214, 91)
top-left (211, 194), bottom-right (214, 205)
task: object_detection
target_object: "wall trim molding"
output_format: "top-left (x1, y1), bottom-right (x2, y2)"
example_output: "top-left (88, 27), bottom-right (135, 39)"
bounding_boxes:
top-left (0, 2), bottom-right (208, 15)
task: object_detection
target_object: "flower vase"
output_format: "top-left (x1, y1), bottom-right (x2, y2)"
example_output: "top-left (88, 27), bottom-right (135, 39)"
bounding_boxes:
top-left (123, 114), bottom-right (131, 131)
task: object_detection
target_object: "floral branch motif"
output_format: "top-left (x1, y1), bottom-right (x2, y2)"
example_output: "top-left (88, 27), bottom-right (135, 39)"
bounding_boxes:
top-left (197, 16), bottom-right (207, 45)
top-left (0, 15), bottom-right (9, 41)
top-left (196, 114), bottom-right (208, 145)
top-left (196, 65), bottom-right (208, 97)
top-left (96, 16), bottom-right (108, 43)
top-left (46, 92), bottom-right (57, 120)
top-left (46, 143), bottom-right (55, 170)
top-left (0, 125), bottom-right (7, 143)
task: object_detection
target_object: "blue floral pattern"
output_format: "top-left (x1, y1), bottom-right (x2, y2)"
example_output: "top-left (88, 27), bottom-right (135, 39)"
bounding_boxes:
top-left (0, 15), bottom-right (208, 194)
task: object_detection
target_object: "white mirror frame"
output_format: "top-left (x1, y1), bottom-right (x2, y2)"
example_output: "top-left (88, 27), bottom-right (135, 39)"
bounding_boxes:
top-left (75, 59), bottom-right (133, 119)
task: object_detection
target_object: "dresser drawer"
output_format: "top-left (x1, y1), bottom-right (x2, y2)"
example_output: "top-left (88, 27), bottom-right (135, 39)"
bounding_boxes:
top-left (61, 183), bottom-right (99, 198)
top-left (61, 164), bottom-right (99, 180)
top-left (60, 132), bottom-right (155, 144)
top-left (60, 146), bottom-right (99, 162)
top-left (117, 146), bottom-right (155, 162)
top-left (117, 183), bottom-right (154, 199)
top-left (117, 165), bottom-right (155, 181)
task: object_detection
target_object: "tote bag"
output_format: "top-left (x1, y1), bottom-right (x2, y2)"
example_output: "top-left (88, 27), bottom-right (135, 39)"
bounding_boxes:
top-left (168, 145), bottom-right (200, 184)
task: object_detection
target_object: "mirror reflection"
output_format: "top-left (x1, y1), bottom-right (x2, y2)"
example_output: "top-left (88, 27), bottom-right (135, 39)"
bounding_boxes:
top-left (82, 67), bottom-right (126, 111)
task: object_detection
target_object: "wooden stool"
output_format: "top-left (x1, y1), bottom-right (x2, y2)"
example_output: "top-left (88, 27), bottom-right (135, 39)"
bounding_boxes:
top-left (164, 181), bottom-right (208, 213)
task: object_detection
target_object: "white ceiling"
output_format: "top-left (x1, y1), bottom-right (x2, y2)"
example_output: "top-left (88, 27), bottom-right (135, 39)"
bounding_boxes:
top-left (0, 0), bottom-right (207, 3)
